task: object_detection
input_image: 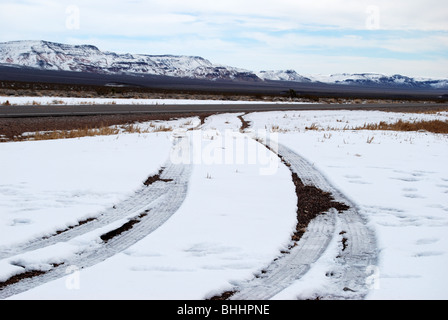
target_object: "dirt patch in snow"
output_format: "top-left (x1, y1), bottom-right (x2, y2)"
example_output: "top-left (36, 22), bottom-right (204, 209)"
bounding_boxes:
top-left (100, 212), bottom-right (148, 243)
top-left (0, 270), bottom-right (46, 290)
top-left (0, 262), bottom-right (65, 291)
top-left (42, 217), bottom-right (97, 240)
top-left (238, 114), bottom-right (251, 133)
top-left (143, 168), bottom-right (173, 186)
top-left (290, 171), bottom-right (349, 242)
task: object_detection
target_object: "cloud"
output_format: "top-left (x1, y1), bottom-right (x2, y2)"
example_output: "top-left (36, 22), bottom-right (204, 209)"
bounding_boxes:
top-left (0, 0), bottom-right (447, 77)
top-left (2, 0), bottom-right (447, 37)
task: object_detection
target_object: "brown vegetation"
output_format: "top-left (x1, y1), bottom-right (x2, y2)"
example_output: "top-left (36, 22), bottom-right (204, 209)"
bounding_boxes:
top-left (352, 119), bottom-right (448, 134)
top-left (302, 118), bottom-right (448, 134)
top-left (0, 112), bottom-right (213, 142)
top-left (30, 126), bottom-right (121, 141)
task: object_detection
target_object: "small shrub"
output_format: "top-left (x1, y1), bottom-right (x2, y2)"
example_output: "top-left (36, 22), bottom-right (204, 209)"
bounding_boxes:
top-left (305, 123), bottom-right (320, 131)
top-left (152, 125), bottom-right (172, 132)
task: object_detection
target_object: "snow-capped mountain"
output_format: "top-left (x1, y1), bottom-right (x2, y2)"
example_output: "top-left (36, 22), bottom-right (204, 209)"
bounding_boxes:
top-left (307, 73), bottom-right (448, 88)
top-left (0, 40), bottom-right (260, 81)
top-left (256, 70), bottom-right (312, 82)
top-left (258, 70), bottom-right (448, 89)
top-left (0, 40), bottom-right (446, 88)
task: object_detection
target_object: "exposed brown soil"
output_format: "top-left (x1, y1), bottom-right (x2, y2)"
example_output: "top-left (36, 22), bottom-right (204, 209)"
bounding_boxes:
top-left (0, 270), bottom-right (47, 290)
top-left (273, 151), bottom-right (350, 245)
top-left (199, 113), bottom-right (213, 126)
top-left (100, 212), bottom-right (148, 243)
top-left (238, 114), bottom-right (251, 132)
top-left (143, 168), bottom-right (173, 186)
top-left (0, 261), bottom-right (65, 290)
top-left (340, 231), bottom-right (348, 251)
top-left (42, 217), bottom-right (97, 240)
top-left (290, 171), bottom-right (349, 242)
top-left (208, 290), bottom-right (238, 301)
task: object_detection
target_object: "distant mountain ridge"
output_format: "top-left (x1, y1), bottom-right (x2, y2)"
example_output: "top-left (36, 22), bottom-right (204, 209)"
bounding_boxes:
top-left (0, 40), bottom-right (447, 89)
top-left (258, 70), bottom-right (448, 89)
top-left (0, 40), bottom-right (259, 82)
top-left (305, 72), bottom-right (448, 89)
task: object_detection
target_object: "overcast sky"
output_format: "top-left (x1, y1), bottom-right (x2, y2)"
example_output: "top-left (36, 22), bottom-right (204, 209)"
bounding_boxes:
top-left (1, 0), bottom-right (447, 78)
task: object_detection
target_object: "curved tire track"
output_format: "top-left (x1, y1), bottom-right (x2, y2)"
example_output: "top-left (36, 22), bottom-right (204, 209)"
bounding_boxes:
top-left (0, 136), bottom-right (192, 299)
top-left (0, 173), bottom-right (168, 260)
top-left (228, 141), bottom-right (378, 300)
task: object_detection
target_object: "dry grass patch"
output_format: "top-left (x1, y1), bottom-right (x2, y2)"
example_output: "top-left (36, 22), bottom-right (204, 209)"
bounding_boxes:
top-left (390, 107), bottom-right (448, 115)
top-left (18, 122), bottom-right (174, 141)
top-left (23, 123), bottom-right (153, 141)
top-left (120, 124), bottom-right (151, 134)
top-left (353, 119), bottom-right (448, 134)
top-left (149, 123), bottom-right (173, 132)
top-left (31, 126), bottom-right (121, 141)
top-left (305, 122), bottom-right (320, 131)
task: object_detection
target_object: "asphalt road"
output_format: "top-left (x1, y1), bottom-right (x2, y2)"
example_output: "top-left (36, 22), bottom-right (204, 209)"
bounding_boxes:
top-left (1, 102), bottom-right (448, 118)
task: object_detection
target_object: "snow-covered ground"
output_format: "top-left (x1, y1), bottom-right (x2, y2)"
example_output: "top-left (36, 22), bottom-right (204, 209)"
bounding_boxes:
top-left (0, 96), bottom-right (308, 106)
top-left (245, 110), bottom-right (448, 300)
top-left (0, 109), bottom-right (447, 300)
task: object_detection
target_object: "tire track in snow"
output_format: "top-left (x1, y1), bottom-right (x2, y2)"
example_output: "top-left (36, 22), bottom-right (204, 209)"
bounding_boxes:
top-left (0, 177), bottom-right (167, 260)
top-left (0, 136), bottom-right (192, 299)
top-left (223, 140), bottom-right (378, 300)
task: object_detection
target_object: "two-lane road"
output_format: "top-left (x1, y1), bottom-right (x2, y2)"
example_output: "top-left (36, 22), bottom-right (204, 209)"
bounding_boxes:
top-left (1, 102), bottom-right (448, 117)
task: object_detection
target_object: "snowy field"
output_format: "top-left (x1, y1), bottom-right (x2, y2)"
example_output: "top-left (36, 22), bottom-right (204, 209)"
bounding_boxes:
top-left (0, 96), bottom-right (307, 106)
top-left (0, 109), bottom-right (447, 300)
